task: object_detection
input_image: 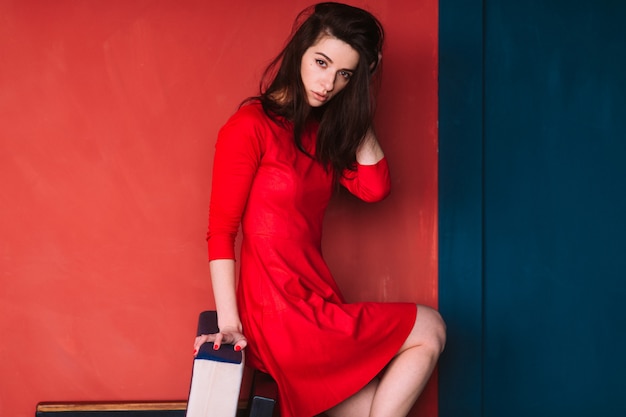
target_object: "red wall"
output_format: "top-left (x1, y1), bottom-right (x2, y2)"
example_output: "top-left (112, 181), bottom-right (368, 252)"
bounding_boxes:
top-left (0, 1), bottom-right (438, 416)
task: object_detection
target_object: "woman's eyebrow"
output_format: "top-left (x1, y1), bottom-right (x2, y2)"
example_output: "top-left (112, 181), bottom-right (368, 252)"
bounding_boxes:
top-left (315, 52), bottom-right (355, 72)
top-left (315, 52), bottom-right (334, 63)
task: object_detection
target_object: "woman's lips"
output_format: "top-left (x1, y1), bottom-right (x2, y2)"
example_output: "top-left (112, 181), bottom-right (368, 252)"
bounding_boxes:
top-left (311, 91), bottom-right (328, 102)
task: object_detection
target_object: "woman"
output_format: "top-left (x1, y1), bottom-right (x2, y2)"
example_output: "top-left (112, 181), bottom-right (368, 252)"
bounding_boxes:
top-left (194, 3), bottom-right (446, 416)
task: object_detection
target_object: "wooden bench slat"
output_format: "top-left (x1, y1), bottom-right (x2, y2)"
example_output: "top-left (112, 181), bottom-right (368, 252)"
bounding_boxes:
top-left (36, 399), bottom-right (252, 413)
top-left (37, 401), bottom-right (188, 412)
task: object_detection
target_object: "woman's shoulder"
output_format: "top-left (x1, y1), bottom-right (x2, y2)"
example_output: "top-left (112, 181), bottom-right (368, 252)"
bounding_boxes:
top-left (216, 100), bottom-right (274, 155)
top-left (222, 100), bottom-right (269, 130)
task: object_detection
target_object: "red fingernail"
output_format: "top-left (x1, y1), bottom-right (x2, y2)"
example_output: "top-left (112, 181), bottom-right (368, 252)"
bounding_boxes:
top-left (193, 349), bottom-right (197, 355)
top-left (213, 344), bottom-right (219, 350)
top-left (234, 345), bottom-right (241, 352)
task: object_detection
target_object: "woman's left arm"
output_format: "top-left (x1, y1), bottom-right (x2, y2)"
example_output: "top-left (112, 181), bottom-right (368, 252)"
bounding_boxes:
top-left (340, 128), bottom-right (391, 202)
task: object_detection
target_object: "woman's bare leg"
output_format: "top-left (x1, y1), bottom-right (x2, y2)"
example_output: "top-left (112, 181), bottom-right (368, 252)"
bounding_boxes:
top-left (369, 305), bottom-right (445, 416)
top-left (326, 305), bottom-right (446, 417)
top-left (323, 379), bottom-right (378, 417)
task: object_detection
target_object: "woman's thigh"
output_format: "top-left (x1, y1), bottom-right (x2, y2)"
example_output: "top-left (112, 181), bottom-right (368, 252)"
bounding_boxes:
top-left (324, 378), bottom-right (379, 417)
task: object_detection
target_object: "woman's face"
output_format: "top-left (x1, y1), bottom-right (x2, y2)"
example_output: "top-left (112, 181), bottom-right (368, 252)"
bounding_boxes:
top-left (300, 35), bottom-right (359, 107)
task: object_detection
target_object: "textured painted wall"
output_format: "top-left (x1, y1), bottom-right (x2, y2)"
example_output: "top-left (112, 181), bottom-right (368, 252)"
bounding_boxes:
top-left (0, 1), bottom-right (438, 415)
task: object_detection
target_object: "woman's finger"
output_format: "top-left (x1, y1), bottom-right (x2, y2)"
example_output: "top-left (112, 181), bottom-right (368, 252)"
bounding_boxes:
top-left (193, 334), bottom-right (216, 356)
top-left (212, 332), bottom-right (224, 350)
top-left (233, 337), bottom-right (247, 352)
top-left (192, 335), bottom-right (203, 354)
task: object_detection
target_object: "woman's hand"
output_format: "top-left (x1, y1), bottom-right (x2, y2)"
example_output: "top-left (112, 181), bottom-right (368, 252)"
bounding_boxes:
top-left (193, 326), bottom-right (248, 356)
top-left (356, 128), bottom-right (384, 165)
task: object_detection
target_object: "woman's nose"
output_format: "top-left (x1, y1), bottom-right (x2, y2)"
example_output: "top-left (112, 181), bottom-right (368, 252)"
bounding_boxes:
top-left (321, 74), bottom-right (335, 92)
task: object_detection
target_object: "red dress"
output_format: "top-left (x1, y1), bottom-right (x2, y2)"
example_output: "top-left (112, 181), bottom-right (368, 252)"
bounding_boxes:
top-left (207, 102), bottom-right (416, 417)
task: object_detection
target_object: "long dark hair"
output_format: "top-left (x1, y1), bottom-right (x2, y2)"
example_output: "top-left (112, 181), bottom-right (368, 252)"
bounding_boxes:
top-left (252, 2), bottom-right (384, 174)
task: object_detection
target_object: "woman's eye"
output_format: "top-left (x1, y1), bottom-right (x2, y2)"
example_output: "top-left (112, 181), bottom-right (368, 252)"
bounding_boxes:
top-left (316, 59), bottom-right (327, 67)
top-left (339, 71), bottom-right (351, 80)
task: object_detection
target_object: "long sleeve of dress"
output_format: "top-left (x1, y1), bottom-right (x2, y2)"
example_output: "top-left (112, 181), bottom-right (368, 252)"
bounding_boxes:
top-left (207, 108), bottom-right (265, 261)
top-left (339, 157), bottom-right (391, 202)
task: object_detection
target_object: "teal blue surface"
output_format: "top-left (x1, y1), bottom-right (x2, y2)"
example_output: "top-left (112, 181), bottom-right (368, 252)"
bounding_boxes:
top-left (439, 1), bottom-right (626, 416)
top-left (438, 0), bottom-right (484, 416)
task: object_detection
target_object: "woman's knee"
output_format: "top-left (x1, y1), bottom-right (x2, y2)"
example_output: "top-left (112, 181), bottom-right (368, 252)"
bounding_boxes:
top-left (428, 307), bottom-right (447, 353)
top-left (408, 305), bottom-right (446, 353)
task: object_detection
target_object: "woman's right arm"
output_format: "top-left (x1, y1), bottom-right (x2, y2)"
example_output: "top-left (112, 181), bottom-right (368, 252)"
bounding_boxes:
top-left (193, 105), bottom-right (264, 355)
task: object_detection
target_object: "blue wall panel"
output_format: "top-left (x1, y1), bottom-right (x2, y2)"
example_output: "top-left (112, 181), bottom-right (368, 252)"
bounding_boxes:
top-left (438, 1), bottom-right (484, 416)
top-left (440, 1), bottom-right (626, 416)
top-left (483, 2), bottom-right (626, 415)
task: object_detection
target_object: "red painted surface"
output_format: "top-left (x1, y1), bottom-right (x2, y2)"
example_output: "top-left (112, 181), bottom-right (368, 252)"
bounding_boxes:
top-left (0, 1), bottom-right (438, 416)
